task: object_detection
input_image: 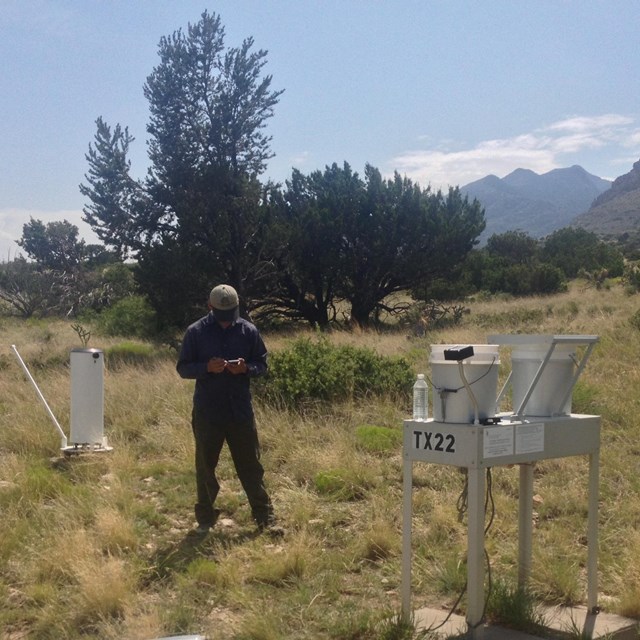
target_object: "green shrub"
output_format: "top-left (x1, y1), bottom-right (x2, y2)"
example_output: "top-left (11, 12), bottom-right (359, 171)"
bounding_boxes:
top-left (257, 337), bottom-right (413, 407)
top-left (98, 295), bottom-right (157, 338)
top-left (313, 469), bottom-right (369, 500)
top-left (530, 263), bottom-right (567, 294)
top-left (186, 558), bottom-right (220, 586)
top-left (314, 470), bottom-right (349, 496)
top-left (355, 424), bottom-right (402, 453)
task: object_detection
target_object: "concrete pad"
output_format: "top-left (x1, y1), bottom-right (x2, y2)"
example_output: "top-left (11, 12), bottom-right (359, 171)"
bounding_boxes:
top-left (413, 605), bottom-right (639, 639)
top-left (540, 605), bottom-right (639, 639)
top-left (413, 607), bottom-right (541, 639)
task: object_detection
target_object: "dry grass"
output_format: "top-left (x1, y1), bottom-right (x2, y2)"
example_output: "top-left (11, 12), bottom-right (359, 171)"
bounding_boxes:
top-left (1, 280), bottom-right (640, 638)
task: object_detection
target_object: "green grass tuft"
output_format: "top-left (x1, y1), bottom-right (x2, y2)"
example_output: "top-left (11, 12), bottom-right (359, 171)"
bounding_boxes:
top-left (355, 424), bottom-right (402, 453)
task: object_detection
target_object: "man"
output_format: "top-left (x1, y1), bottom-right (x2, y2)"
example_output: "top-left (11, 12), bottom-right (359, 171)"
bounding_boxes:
top-left (177, 284), bottom-right (278, 535)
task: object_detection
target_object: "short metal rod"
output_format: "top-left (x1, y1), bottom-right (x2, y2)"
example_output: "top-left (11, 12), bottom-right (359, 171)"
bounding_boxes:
top-left (10, 344), bottom-right (68, 448)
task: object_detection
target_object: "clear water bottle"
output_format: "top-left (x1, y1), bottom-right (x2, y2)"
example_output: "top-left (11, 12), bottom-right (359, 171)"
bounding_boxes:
top-left (413, 374), bottom-right (428, 421)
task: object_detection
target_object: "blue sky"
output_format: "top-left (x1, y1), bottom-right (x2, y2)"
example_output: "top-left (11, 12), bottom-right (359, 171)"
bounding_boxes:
top-left (2, 0), bottom-right (639, 259)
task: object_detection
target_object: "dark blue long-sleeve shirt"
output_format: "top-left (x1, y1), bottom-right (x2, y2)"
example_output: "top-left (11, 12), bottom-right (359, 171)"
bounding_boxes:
top-left (176, 313), bottom-right (267, 423)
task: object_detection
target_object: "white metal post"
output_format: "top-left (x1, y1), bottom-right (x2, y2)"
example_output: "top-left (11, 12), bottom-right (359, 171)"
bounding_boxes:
top-left (467, 466), bottom-right (485, 637)
top-left (518, 463), bottom-right (534, 588)
top-left (587, 450), bottom-right (599, 611)
top-left (401, 455), bottom-right (413, 622)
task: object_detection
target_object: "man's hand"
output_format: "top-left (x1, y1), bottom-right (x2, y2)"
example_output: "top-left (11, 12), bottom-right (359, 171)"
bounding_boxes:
top-left (207, 357), bottom-right (227, 374)
top-left (225, 358), bottom-right (248, 375)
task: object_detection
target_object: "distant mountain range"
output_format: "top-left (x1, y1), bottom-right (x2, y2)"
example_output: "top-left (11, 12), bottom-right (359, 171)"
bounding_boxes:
top-left (573, 159), bottom-right (640, 238)
top-left (460, 165), bottom-right (611, 240)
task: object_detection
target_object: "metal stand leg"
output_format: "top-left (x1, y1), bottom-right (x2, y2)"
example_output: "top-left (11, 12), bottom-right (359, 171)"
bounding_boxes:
top-left (467, 466), bottom-right (485, 638)
top-left (587, 451), bottom-right (599, 612)
top-left (401, 456), bottom-right (413, 622)
top-left (518, 463), bottom-right (534, 589)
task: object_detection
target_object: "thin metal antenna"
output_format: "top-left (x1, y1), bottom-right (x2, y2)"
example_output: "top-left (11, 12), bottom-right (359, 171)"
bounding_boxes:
top-left (10, 344), bottom-right (68, 449)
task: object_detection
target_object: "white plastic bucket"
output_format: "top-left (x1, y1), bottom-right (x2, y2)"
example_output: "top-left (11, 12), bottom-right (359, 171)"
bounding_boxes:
top-left (430, 345), bottom-right (499, 424)
top-left (511, 344), bottom-right (576, 416)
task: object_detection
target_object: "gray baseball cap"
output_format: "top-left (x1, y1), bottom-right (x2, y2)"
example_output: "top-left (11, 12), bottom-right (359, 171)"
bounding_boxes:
top-left (209, 284), bottom-right (239, 322)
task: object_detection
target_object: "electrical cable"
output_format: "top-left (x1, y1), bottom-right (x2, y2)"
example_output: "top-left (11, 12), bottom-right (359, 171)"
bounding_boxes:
top-left (481, 468), bottom-right (495, 623)
top-left (427, 467), bottom-right (496, 634)
top-left (428, 357), bottom-right (497, 423)
top-left (423, 356), bottom-right (497, 395)
top-left (456, 471), bottom-right (468, 521)
top-left (458, 360), bottom-right (480, 424)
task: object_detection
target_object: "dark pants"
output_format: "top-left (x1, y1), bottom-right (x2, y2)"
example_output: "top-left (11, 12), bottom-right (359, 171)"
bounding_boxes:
top-left (191, 408), bottom-right (274, 527)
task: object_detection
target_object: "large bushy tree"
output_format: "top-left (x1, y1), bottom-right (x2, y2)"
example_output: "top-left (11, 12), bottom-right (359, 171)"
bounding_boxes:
top-left (0, 258), bottom-right (55, 317)
top-left (18, 218), bottom-right (86, 270)
top-left (2, 219), bottom-right (121, 317)
top-left (343, 169), bottom-right (485, 325)
top-left (260, 163), bottom-right (363, 327)
top-left (407, 184), bottom-right (486, 306)
top-left (80, 10), bottom-right (283, 328)
top-left (541, 227), bottom-right (624, 278)
top-left (485, 230), bottom-right (538, 265)
top-left (259, 163), bottom-right (485, 328)
top-left (79, 118), bottom-right (140, 258)
top-left (463, 230), bottom-right (566, 296)
top-left (80, 11), bottom-right (487, 329)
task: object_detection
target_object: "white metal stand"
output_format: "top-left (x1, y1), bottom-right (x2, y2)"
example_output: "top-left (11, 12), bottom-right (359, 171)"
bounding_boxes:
top-left (401, 414), bottom-right (600, 638)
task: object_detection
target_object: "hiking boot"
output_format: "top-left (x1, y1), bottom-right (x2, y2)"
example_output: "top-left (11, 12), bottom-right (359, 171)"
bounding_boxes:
top-left (191, 508), bottom-right (220, 536)
top-left (257, 521), bottom-right (286, 538)
top-left (190, 523), bottom-right (212, 536)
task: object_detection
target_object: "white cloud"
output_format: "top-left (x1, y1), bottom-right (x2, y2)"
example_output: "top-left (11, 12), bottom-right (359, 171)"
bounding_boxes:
top-left (289, 150), bottom-right (312, 168)
top-left (391, 139), bottom-right (556, 189)
top-left (626, 130), bottom-right (640, 147)
top-left (545, 114), bottom-right (634, 133)
top-left (390, 113), bottom-right (640, 190)
top-left (0, 208), bottom-right (99, 262)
